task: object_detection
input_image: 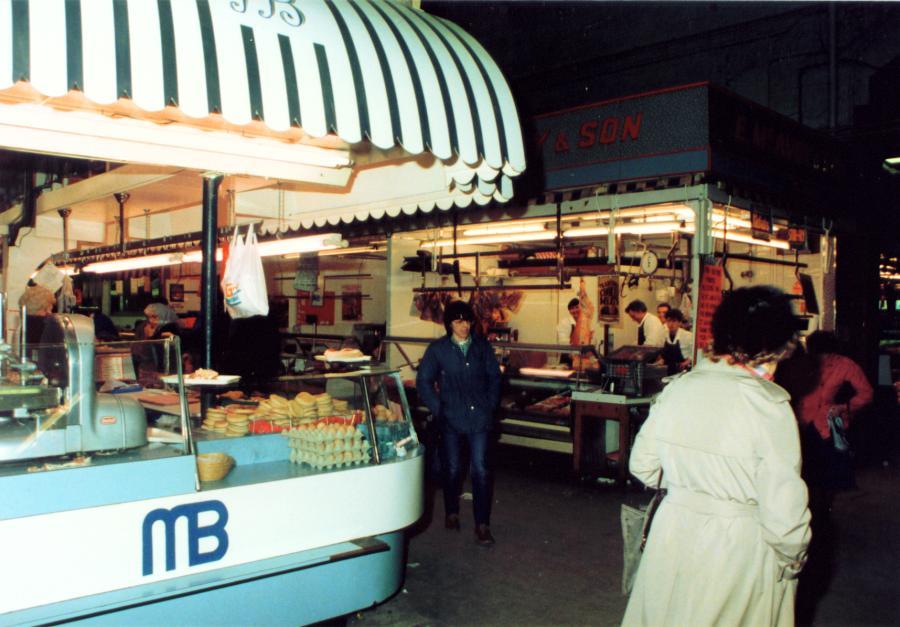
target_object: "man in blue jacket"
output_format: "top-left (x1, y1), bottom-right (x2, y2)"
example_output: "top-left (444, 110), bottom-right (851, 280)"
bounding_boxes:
top-left (416, 300), bottom-right (502, 546)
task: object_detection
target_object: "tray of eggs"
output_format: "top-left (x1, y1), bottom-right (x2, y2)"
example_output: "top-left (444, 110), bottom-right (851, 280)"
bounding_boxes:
top-left (285, 422), bottom-right (371, 469)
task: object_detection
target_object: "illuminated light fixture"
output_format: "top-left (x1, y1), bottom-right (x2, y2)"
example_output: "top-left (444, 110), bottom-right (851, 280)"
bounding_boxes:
top-left (187, 233), bottom-right (347, 261)
top-left (597, 204), bottom-right (694, 220)
top-left (84, 234), bottom-right (345, 272)
top-left (563, 221), bottom-right (689, 237)
top-left (711, 229), bottom-right (790, 250)
top-left (281, 245), bottom-right (381, 259)
top-left (0, 103), bottom-right (352, 185)
top-left (82, 252), bottom-right (184, 274)
top-left (461, 221), bottom-right (548, 237)
top-left (181, 249), bottom-right (225, 263)
top-left (676, 227), bottom-right (791, 250)
top-left (420, 231), bottom-right (557, 248)
top-left (256, 233), bottom-right (346, 257)
top-left (30, 265), bottom-right (78, 278)
top-left (710, 212), bottom-right (753, 229)
top-left (317, 245), bottom-right (380, 257)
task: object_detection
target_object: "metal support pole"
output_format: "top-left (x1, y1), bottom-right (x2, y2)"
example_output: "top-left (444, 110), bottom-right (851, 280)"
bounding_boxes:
top-left (113, 192), bottom-right (129, 253)
top-left (201, 174), bottom-right (223, 370)
top-left (201, 173), bottom-right (223, 419)
top-left (57, 208), bottom-right (71, 259)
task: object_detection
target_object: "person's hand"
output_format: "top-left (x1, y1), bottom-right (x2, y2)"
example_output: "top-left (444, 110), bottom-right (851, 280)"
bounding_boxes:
top-left (828, 404), bottom-right (847, 419)
top-left (160, 331), bottom-right (174, 338)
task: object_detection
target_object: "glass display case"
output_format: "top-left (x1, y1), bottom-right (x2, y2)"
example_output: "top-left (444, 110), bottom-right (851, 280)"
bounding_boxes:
top-left (194, 367), bottom-right (419, 477)
top-left (382, 336), bottom-right (590, 455)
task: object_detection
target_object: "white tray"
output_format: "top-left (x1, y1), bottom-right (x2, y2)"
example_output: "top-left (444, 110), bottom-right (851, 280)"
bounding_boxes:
top-left (161, 374), bottom-right (241, 386)
top-left (314, 355), bottom-right (372, 363)
top-left (518, 367), bottom-right (575, 379)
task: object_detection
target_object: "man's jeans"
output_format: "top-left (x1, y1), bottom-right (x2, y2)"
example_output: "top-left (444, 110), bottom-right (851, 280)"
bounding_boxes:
top-left (440, 429), bottom-right (492, 526)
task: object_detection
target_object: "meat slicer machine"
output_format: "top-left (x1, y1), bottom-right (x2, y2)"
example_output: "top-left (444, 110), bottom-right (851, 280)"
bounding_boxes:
top-left (0, 297), bottom-right (147, 463)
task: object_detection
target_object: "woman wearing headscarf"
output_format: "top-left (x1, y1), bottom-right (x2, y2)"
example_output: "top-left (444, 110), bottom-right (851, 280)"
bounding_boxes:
top-left (133, 302), bottom-right (182, 376)
top-left (623, 286), bottom-right (811, 626)
top-left (138, 303), bottom-right (181, 340)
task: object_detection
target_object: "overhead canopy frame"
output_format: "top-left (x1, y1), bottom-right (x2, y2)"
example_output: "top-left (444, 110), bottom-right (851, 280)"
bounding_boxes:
top-left (0, 0), bottom-right (526, 225)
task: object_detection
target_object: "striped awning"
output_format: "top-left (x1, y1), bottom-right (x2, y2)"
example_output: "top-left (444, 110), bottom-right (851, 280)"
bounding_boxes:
top-left (0, 0), bottom-right (524, 213)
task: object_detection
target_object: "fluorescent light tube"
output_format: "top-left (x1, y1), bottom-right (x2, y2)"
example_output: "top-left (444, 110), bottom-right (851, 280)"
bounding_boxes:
top-left (83, 234), bottom-right (345, 272)
top-left (420, 231), bottom-right (557, 248)
top-left (564, 221), bottom-right (689, 237)
top-left (82, 253), bottom-right (184, 273)
top-left (181, 249), bottom-right (224, 263)
top-left (711, 229), bottom-right (790, 250)
top-left (461, 222), bottom-right (548, 237)
top-left (256, 234), bottom-right (346, 257)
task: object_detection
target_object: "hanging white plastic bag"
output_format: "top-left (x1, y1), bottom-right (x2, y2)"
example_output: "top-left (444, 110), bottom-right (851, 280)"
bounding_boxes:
top-left (221, 224), bottom-right (269, 319)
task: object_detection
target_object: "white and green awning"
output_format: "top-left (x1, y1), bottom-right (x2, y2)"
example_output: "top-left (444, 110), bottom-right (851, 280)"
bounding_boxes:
top-left (0, 0), bottom-right (525, 219)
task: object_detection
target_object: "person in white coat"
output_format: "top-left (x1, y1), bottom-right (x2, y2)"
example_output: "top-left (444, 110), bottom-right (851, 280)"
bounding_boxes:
top-left (623, 286), bottom-right (811, 627)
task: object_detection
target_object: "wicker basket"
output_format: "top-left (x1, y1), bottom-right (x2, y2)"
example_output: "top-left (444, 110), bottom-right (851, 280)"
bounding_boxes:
top-left (196, 453), bottom-right (234, 482)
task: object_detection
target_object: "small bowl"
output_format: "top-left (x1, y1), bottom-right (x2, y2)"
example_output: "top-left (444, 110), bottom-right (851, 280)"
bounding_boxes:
top-left (196, 452), bottom-right (234, 482)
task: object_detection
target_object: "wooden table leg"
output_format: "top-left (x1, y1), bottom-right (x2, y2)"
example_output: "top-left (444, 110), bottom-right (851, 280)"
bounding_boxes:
top-left (572, 403), bottom-right (583, 475)
top-left (618, 407), bottom-right (630, 486)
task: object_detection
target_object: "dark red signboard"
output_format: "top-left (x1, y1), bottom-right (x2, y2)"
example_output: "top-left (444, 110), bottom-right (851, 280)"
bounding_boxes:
top-left (297, 290), bottom-right (335, 326)
top-left (694, 264), bottom-right (724, 360)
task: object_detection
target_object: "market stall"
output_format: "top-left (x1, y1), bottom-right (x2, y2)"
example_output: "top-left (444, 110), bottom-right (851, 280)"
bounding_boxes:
top-left (0, 1), bottom-right (525, 623)
top-left (379, 83), bottom-right (844, 478)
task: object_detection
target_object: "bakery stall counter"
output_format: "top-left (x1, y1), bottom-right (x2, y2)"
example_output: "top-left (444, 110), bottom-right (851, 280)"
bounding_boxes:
top-left (191, 367), bottom-right (421, 490)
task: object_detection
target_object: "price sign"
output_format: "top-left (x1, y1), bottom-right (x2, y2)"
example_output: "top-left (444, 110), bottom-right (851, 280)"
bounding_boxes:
top-left (787, 226), bottom-right (808, 251)
top-left (750, 209), bottom-right (772, 241)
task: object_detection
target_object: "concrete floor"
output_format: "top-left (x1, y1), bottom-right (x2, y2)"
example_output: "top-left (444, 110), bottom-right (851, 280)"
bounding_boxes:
top-left (348, 447), bottom-right (900, 627)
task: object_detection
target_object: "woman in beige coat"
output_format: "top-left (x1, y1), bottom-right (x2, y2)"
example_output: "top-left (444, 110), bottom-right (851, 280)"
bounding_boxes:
top-left (623, 286), bottom-right (811, 627)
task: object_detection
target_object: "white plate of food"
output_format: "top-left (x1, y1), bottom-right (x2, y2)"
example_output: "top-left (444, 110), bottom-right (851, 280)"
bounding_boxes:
top-left (315, 348), bottom-right (372, 363)
top-left (314, 355), bottom-right (372, 363)
top-left (162, 369), bottom-right (241, 386)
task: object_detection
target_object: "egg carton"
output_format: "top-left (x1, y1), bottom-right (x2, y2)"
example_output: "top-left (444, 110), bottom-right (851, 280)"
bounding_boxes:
top-left (289, 448), bottom-right (372, 468)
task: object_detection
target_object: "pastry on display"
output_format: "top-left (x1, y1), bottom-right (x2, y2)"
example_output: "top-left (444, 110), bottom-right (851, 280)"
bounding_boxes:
top-left (189, 368), bottom-right (220, 380)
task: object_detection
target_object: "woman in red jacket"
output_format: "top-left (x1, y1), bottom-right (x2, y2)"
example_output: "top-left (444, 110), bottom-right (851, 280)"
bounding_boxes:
top-left (797, 332), bottom-right (873, 445)
top-left (793, 331), bottom-right (873, 626)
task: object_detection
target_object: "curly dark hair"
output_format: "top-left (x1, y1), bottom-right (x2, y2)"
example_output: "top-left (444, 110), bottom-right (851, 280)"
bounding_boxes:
top-left (709, 286), bottom-right (797, 366)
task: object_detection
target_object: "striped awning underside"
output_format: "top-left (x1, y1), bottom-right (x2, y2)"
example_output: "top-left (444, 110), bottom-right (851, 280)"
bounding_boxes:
top-left (0, 0), bottom-right (525, 211)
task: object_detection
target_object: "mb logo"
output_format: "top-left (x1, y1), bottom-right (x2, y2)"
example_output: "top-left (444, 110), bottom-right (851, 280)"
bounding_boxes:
top-left (142, 500), bottom-right (229, 576)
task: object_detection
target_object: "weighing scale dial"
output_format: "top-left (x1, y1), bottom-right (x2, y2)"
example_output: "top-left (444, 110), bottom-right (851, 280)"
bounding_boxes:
top-left (640, 250), bottom-right (659, 275)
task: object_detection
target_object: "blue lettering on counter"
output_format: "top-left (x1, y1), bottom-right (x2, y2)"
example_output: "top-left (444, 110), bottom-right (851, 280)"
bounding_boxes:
top-left (142, 500), bottom-right (229, 575)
